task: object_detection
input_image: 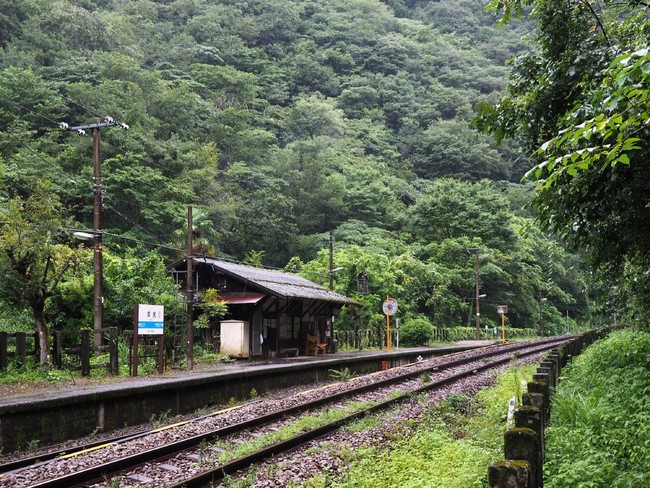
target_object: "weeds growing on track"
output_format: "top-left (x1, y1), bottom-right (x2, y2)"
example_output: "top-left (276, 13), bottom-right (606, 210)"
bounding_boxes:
top-left (308, 362), bottom-right (538, 488)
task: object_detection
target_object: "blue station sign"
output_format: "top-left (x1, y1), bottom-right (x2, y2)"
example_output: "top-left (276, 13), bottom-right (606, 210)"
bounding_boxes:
top-left (138, 304), bottom-right (165, 335)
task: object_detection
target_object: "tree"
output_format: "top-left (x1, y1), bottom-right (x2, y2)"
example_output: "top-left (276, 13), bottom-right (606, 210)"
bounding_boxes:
top-left (282, 94), bottom-right (345, 143)
top-left (0, 0), bottom-right (33, 48)
top-left (171, 206), bottom-right (220, 257)
top-left (409, 179), bottom-right (517, 251)
top-left (0, 183), bottom-right (82, 366)
top-left (405, 119), bottom-right (512, 181)
top-left (477, 0), bottom-right (650, 321)
top-left (194, 288), bottom-right (228, 348)
top-left (400, 317), bottom-right (435, 346)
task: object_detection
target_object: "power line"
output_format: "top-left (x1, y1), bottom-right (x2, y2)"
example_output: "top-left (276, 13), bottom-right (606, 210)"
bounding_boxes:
top-left (62, 99), bottom-right (184, 178)
top-left (65, 97), bottom-right (100, 118)
top-left (2, 130), bottom-right (78, 185)
top-left (0, 220), bottom-right (183, 254)
top-left (104, 203), bottom-right (168, 243)
top-left (100, 134), bottom-right (184, 177)
top-left (0, 96), bottom-right (63, 126)
top-left (0, 104), bottom-right (186, 255)
top-left (102, 230), bottom-right (182, 253)
top-left (61, 226), bottom-right (182, 253)
top-left (2, 94), bottom-right (185, 181)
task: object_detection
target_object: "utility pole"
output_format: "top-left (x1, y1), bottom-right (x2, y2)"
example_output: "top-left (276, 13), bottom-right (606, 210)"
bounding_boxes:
top-left (467, 247), bottom-right (481, 340)
top-left (329, 230), bottom-right (334, 291)
top-left (327, 231), bottom-right (345, 353)
top-left (92, 119), bottom-right (103, 355)
top-left (187, 205), bottom-right (194, 370)
top-left (63, 116), bottom-right (127, 353)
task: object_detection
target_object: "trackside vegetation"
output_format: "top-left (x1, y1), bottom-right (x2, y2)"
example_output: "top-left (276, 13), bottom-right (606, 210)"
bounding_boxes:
top-left (303, 363), bottom-right (537, 487)
top-left (544, 329), bottom-right (650, 487)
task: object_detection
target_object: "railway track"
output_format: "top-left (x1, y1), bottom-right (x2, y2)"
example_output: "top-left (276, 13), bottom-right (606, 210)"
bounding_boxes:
top-left (1, 337), bottom-right (570, 487)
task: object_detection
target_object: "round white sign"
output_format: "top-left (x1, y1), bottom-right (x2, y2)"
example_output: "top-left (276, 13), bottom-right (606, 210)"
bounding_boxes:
top-left (382, 298), bottom-right (398, 316)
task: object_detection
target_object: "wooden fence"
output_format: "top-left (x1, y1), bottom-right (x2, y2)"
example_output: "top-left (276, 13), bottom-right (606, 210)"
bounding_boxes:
top-left (0, 328), bottom-right (118, 375)
top-left (334, 326), bottom-right (538, 350)
top-left (53, 327), bottom-right (119, 376)
top-left (488, 328), bottom-right (609, 487)
top-left (0, 332), bottom-right (38, 370)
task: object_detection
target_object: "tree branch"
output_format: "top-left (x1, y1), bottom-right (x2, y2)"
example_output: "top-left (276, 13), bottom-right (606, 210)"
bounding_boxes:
top-left (581, 0), bottom-right (610, 45)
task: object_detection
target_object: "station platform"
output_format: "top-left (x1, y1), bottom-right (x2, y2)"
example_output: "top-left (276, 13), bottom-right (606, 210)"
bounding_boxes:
top-left (0, 341), bottom-right (496, 452)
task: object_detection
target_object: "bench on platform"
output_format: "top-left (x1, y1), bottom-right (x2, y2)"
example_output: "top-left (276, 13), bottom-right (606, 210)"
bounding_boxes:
top-left (279, 347), bottom-right (299, 358)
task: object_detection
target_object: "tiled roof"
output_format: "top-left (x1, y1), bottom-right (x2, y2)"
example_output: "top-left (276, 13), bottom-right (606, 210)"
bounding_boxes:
top-left (194, 257), bottom-right (361, 306)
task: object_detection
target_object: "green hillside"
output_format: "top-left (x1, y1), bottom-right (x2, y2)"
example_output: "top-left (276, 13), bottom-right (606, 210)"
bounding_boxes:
top-left (0, 0), bottom-right (605, 355)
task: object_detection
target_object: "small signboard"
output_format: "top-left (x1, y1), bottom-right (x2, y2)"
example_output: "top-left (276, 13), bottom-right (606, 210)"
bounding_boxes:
top-left (497, 305), bottom-right (508, 314)
top-left (137, 304), bottom-right (165, 335)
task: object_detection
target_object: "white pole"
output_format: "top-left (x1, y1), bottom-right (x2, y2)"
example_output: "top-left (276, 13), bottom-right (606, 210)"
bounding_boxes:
top-left (396, 318), bottom-right (399, 349)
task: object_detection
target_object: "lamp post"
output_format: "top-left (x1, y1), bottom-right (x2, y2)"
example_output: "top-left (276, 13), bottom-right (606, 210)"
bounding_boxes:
top-left (538, 295), bottom-right (548, 337)
top-left (467, 247), bottom-right (481, 339)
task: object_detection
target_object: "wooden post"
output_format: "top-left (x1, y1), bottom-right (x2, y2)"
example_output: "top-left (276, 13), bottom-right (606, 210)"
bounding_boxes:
top-left (80, 329), bottom-right (91, 377)
top-left (537, 366), bottom-right (553, 387)
top-left (515, 405), bottom-right (545, 459)
top-left (540, 361), bottom-right (556, 386)
top-left (488, 460), bottom-right (531, 488)
top-left (504, 428), bottom-right (542, 488)
top-left (32, 332), bottom-right (39, 359)
top-left (527, 379), bottom-right (551, 426)
top-left (158, 335), bottom-right (164, 374)
top-left (92, 118), bottom-right (104, 355)
top-left (186, 205), bottom-right (194, 370)
top-left (132, 305), bottom-right (139, 377)
top-left (522, 392), bottom-right (545, 411)
top-left (0, 332), bottom-right (7, 370)
top-left (16, 332), bottom-right (26, 366)
top-left (54, 331), bottom-right (63, 369)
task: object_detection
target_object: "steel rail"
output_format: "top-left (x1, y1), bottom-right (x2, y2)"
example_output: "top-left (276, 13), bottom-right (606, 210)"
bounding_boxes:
top-left (0, 402), bottom-right (262, 475)
top-left (171, 339), bottom-right (566, 488)
top-left (0, 338), bottom-right (554, 475)
top-left (26, 338), bottom-right (568, 488)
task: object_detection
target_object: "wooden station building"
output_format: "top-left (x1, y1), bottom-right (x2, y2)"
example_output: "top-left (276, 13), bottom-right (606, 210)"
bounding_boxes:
top-left (171, 257), bottom-right (360, 359)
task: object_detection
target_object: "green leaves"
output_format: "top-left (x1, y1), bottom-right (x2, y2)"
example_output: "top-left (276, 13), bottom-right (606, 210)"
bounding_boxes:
top-left (529, 47), bottom-right (649, 187)
top-left (479, 0), bottom-right (650, 320)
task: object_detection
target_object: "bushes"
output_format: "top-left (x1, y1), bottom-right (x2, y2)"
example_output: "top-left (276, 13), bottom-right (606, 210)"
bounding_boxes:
top-left (545, 329), bottom-right (650, 487)
top-left (399, 317), bottom-right (435, 346)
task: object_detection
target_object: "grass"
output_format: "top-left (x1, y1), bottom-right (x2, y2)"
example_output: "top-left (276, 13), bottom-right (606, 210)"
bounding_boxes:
top-left (544, 329), bottom-right (650, 488)
top-left (311, 362), bottom-right (539, 488)
top-left (328, 367), bottom-right (356, 382)
top-left (210, 400), bottom-right (378, 465)
top-left (0, 343), bottom-right (237, 393)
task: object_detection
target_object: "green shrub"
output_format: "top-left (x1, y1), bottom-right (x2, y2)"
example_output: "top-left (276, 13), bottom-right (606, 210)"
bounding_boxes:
top-left (545, 329), bottom-right (650, 487)
top-left (400, 317), bottom-right (434, 346)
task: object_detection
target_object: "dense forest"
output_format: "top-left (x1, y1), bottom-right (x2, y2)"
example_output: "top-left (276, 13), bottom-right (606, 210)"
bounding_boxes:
top-left (2, 0), bottom-right (640, 361)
